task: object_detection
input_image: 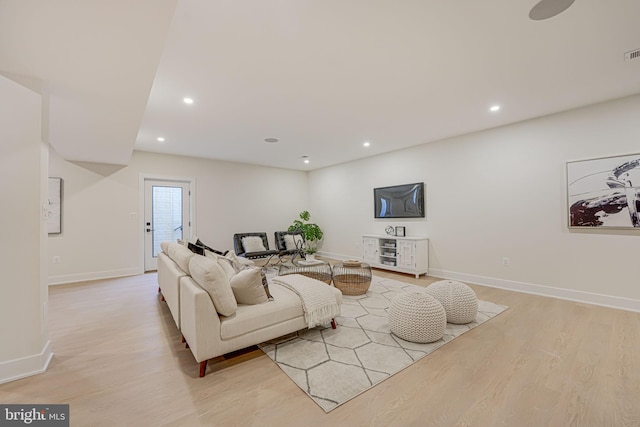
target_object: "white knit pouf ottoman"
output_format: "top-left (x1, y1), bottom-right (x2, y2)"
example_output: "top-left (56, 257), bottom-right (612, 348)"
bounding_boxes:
top-left (389, 292), bottom-right (446, 343)
top-left (425, 280), bottom-right (478, 324)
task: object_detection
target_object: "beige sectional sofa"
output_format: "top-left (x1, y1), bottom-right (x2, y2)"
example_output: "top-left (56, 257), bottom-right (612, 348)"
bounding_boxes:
top-left (157, 242), bottom-right (342, 377)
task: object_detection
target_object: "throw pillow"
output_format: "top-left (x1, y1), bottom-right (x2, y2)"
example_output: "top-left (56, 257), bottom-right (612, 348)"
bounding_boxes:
top-left (241, 236), bottom-right (266, 253)
top-left (230, 268), bottom-right (268, 304)
top-left (188, 255), bottom-right (237, 316)
top-left (196, 239), bottom-right (229, 256)
top-left (224, 251), bottom-right (256, 273)
top-left (187, 242), bottom-right (206, 256)
top-left (284, 234), bottom-right (303, 251)
top-left (260, 270), bottom-right (274, 300)
top-left (167, 243), bottom-right (196, 274)
top-left (205, 250), bottom-right (236, 281)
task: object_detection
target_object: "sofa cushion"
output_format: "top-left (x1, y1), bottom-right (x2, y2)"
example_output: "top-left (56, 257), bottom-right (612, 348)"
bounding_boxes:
top-left (230, 268), bottom-right (268, 305)
top-left (220, 283), bottom-right (303, 340)
top-left (241, 235), bottom-right (266, 252)
top-left (205, 250), bottom-right (237, 281)
top-left (188, 255), bottom-right (237, 316)
top-left (160, 241), bottom-right (171, 254)
top-left (167, 242), bottom-right (196, 274)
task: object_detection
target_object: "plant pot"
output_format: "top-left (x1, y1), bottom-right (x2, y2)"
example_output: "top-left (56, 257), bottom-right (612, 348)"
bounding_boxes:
top-left (306, 254), bottom-right (316, 262)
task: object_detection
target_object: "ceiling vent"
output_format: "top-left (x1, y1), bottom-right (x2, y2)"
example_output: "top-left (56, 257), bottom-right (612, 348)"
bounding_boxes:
top-left (624, 48), bottom-right (640, 62)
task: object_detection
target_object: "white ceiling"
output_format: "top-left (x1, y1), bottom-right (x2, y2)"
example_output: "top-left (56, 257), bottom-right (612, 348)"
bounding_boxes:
top-left (2, 1), bottom-right (640, 170)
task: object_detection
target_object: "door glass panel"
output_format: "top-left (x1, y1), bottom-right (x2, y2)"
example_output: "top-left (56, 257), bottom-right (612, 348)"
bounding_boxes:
top-left (152, 186), bottom-right (183, 258)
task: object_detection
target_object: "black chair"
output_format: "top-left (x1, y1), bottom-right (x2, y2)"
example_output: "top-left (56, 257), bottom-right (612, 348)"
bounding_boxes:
top-left (274, 231), bottom-right (306, 262)
top-left (233, 232), bottom-right (279, 262)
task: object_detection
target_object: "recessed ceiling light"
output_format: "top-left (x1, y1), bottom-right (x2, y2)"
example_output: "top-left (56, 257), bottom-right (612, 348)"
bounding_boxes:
top-left (157, 137), bottom-right (165, 142)
top-left (363, 141), bottom-right (371, 147)
top-left (304, 159), bottom-right (310, 164)
top-left (264, 138), bottom-right (279, 143)
top-left (490, 105), bottom-right (501, 112)
top-left (183, 97), bottom-right (194, 104)
top-left (301, 155), bottom-right (310, 164)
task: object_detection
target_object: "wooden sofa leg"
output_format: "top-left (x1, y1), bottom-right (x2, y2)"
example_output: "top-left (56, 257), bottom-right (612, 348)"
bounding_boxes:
top-left (158, 286), bottom-right (161, 293)
top-left (199, 360), bottom-right (208, 378)
top-left (181, 335), bottom-right (186, 343)
top-left (331, 319), bottom-right (337, 329)
top-left (161, 293), bottom-right (165, 302)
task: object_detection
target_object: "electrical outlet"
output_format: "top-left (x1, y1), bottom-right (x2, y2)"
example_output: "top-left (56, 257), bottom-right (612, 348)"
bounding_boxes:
top-left (53, 256), bottom-right (61, 264)
top-left (502, 257), bottom-right (511, 266)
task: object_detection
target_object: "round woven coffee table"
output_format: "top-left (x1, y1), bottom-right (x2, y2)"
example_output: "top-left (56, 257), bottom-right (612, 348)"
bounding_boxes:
top-left (278, 261), bottom-right (333, 285)
top-left (332, 262), bottom-right (372, 295)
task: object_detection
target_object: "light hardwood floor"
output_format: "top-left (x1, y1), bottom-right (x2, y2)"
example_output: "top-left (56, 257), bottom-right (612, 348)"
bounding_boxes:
top-left (1, 266), bottom-right (639, 426)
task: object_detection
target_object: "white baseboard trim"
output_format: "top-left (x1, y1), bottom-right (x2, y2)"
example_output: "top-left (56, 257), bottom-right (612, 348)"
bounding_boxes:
top-left (0, 340), bottom-right (53, 385)
top-left (318, 251), bottom-right (640, 312)
top-left (48, 268), bottom-right (140, 286)
top-left (429, 268), bottom-right (640, 313)
top-left (317, 251), bottom-right (351, 262)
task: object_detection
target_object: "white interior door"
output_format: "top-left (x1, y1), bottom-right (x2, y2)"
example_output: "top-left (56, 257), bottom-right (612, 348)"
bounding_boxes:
top-left (144, 179), bottom-right (191, 271)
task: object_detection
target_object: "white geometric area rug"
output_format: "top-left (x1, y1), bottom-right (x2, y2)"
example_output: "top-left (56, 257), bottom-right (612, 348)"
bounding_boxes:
top-left (259, 275), bottom-right (508, 413)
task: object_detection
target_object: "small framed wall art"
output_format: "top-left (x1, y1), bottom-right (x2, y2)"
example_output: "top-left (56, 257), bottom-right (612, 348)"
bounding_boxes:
top-left (395, 226), bottom-right (406, 237)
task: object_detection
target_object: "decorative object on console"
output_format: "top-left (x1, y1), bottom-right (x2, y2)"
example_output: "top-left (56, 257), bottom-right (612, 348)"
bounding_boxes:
top-left (395, 226), bottom-right (405, 237)
top-left (567, 152), bottom-right (640, 229)
top-left (385, 225), bottom-right (395, 235)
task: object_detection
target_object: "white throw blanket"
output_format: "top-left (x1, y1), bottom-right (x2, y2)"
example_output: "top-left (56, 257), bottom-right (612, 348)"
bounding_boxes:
top-left (272, 274), bottom-right (341, 328)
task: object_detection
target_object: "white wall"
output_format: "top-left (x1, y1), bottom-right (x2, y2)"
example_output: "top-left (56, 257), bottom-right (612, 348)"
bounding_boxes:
top-left (310, 94), bottom-right (640, 310)
top-left (48, 150), bottom-right (309, 284)
top-left (0, 75), bottom-right (52, 383)
top-left (46, 94), bottom-right (640, 310)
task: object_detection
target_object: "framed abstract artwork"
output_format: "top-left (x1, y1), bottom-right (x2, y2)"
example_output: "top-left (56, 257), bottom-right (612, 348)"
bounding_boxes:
top-left (567, 153), bottom-right (640, 229)
top-left (48, 177), bottom-right (62, 234)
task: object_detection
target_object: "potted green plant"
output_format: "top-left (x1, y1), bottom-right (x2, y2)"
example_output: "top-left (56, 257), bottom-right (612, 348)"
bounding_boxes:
top-left (288, 210), bottom-right (323, 261)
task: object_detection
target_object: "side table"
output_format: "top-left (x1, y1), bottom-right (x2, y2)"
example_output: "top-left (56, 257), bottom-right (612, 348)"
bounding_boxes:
top-left (332, 262), bottom-right (372, 295)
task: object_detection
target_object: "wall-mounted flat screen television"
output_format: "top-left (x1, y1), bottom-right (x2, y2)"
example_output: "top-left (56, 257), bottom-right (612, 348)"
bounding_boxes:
top-left (374, 182), bottom-right (425, 218)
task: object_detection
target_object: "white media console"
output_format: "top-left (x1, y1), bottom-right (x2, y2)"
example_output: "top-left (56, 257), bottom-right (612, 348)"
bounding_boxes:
top-left (362, 234), bottom-right (429, 278)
